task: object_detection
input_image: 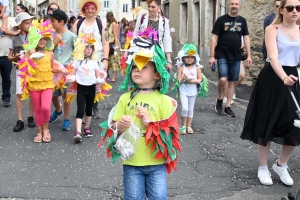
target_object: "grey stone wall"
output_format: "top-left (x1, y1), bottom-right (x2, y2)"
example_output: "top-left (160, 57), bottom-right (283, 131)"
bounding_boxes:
top-left (165, 0), bottom-right (274, 85)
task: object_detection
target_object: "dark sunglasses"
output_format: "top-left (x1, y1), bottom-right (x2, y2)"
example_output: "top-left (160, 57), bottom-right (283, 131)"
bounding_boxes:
top-left (275, 5), bottom-right (280, 8)
top-left (184, 56), bottom-right (195, 59)
top-left (49, 7), bottom-right (57, 11)
top-left (285, 5), bottom-right (300, 12)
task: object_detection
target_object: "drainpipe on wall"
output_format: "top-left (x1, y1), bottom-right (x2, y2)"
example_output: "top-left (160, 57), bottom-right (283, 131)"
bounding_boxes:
top-left (221, 0), bottom-right (226, 15)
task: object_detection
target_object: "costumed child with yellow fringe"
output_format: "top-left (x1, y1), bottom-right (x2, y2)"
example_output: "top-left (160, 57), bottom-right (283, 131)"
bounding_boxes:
top-left (66, 33), bottom-right (108, 142)
top-left (172, 43), bottom-right (208, 135)
top-left (98, 31), bottom-right (182, 199)
top-left (17, 20), bottom-right (68, 143)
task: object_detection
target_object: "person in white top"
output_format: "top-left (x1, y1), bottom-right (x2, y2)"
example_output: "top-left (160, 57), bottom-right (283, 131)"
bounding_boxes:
top-left (134, 0), bottom-right (172, 71)
top-left (176, 44), bottom-right (203, 134)
top-left (72, 0), bottom-right (109, 119)
top-left (67, 34), bottom-right (106, 142)
top-left (241, 0), bottom-right (300, 187)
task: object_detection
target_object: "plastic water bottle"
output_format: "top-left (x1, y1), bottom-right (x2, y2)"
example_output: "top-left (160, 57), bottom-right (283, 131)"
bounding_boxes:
top-left (211, 63), bottom-right (216, 71)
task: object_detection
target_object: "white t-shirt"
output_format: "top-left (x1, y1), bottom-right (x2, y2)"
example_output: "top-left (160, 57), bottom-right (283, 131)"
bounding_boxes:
top-left (73, 59), bottom-right (100, 86)
top-left (179, 65), bottom-right (198, 96)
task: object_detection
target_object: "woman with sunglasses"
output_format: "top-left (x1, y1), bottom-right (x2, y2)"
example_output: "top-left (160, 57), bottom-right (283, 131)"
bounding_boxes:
top-left (47, 3), bottom-right (59, 15)
top-left (241, 0), bottom-right (300, 187)
top-left (134, 0), bottom-right (172, 71)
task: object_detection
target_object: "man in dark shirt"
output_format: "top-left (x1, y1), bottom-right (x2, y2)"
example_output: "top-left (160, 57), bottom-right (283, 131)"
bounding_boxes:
top-left (209, 0), bottom-right (252, 117)
top-left (262, 0), bottom-right (281, 61)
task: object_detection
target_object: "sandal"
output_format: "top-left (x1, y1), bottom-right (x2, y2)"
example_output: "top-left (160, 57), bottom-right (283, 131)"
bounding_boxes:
top-left (187, 127), bottom-right (194, 134)
top-left (33, 133), bottom-right (43, 143)
top-left (110, 78), bottom-right (116, 82)
top-left (180, 126), bottom-right (186, 135)
top-left (43, 130), bottom-right (51, 143)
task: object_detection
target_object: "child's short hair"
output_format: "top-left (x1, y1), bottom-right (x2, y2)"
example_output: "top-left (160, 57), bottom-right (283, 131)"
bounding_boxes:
top-left (49, 9), bottom-right (68, 24)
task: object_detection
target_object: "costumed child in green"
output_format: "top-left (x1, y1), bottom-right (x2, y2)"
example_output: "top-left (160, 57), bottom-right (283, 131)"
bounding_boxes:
top-left (173, 43), bottom-right (208, 134)
top-left (99, 34), bottom-right (182, 199)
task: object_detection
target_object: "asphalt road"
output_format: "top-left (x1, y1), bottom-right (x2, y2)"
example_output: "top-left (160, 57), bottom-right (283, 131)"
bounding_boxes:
top-left (0, 70), bottom-right (299, 200)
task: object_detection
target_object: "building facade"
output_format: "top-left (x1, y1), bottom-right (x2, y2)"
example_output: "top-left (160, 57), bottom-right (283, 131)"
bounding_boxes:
top-left (67, 0), bottom-right (137, 22)
top-left (163, 0), bottom-right (274, 85)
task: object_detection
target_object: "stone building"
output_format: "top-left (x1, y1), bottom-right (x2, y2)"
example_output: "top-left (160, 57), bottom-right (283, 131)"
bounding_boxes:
top-left (162, 0), bottom-right (274, 85)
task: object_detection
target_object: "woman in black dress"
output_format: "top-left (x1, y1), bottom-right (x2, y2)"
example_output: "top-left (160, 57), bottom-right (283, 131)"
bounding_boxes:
top-left (241, 0), bottom-right (300, 187)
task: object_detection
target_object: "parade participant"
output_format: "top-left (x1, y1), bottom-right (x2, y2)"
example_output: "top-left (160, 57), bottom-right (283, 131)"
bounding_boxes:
top-left (66, 33), bottom-right (107, 142)
top-left (134, 0), bottom-right (173, 71)
top-left (174, 44), bottom-right (206, 134)
top-left (241, 0), bottom-right (300, 186)
top-left (72, 0), bottom-right (109, 119)
top-left (99, 30), bottom-right (181, 199)
top-left (106, 12), bottom-right (121, 82)
top-left (8, 12), bottom-right (36, 132)
top-left (49, 9), bottom-right (77, 131)
top-left (209, 0), bottom-right (252, 117)
top-left (17, 20), bottom-right (67, 143)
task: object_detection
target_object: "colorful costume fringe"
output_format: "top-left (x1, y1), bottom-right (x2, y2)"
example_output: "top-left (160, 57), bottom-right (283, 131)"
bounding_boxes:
top-left (98, 98), bottom-right (182, 174)
top-left (120, 31), bottom-right (133, 75)
top-left (16, 58), bottom-right (69, 100)
top-left (171, 72), bottom-right (209, 98)
top-left (64, 61), bottom-right (112, 103)
top-left (16, 57), bottom-right (38, 100)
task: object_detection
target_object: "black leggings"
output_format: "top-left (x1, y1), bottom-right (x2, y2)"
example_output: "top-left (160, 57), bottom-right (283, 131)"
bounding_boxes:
top-left (76, 84), bottom-right (96, 119)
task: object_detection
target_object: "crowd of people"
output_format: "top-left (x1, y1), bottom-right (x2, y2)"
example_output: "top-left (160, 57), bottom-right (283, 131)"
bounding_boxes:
top-left (0, 0), bottom-right (300, 198)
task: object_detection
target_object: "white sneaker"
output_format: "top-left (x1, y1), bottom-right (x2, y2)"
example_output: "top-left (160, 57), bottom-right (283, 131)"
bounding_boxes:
top-left (223, 97), bottom-right (234, 105)
top-left (272, 162), bottom-right (294, 186)
top-left (257, 168), bottom-right (273, 185)
top-left (233, 93), bottom-right (236, 99)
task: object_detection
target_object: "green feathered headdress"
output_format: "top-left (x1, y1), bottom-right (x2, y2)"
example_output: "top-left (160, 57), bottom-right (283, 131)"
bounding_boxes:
top-left (23, 20), bottom-right (55, 51)
top-left (119, 36), bottom-right (170, 95)
top-left (175, 43), bottom-right (201, 68)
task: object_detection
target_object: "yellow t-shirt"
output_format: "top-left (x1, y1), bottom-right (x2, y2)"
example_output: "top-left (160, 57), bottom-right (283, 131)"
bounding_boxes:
top-left (113, 90), bottom-right (175, 166)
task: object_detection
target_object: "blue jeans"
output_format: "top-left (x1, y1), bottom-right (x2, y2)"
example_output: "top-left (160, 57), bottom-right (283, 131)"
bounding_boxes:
top-left (123, 164), bottom-right (167, 200)
top-left (217, 58), bottom-right (240, 82)
top-left (0, 56), bottom-right (12, 101)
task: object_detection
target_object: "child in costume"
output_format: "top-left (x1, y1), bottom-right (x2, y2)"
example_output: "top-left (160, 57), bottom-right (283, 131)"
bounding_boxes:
top-left (175, 44), bottom-right (204, 134)
top-left (17, 20), bottom-right (67, 143)
top-left (99, 34), bottom-right (182, 199)
top-left (49, 9), bottom-right (77, 131)
top-left (66, 33), bottom-right (106, 142)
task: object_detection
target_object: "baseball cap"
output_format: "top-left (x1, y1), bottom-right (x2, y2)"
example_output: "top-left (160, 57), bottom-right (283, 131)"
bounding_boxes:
top-left (48, 9), bottom-right (68, 22)
top-left (15, 12), bottom-right (35, 26)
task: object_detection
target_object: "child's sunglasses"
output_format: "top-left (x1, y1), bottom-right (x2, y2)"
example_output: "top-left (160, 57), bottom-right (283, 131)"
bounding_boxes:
top-left (284, 5), bottom-right (300, 12)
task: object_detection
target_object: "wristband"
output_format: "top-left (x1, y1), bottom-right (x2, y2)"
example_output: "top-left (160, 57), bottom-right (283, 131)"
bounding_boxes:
top-left (101, 58), bottom-right (108, 62)
top-left (167, 60), bottom-right (172, 64)
top-left (116, 122), bottom-right (125, 131)
top-left (143, 119), bottom-right (150, 123)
